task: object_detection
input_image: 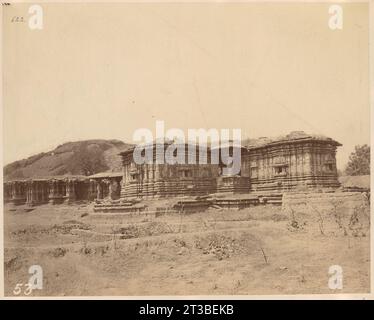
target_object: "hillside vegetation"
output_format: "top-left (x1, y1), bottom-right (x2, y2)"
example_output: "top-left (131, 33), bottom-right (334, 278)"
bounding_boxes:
top-left (4, 140), bottom-right (133, 180)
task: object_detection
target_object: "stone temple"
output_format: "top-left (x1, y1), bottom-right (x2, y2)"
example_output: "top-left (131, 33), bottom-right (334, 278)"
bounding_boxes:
top-left (3, 131), bottom-right (342, 208)
top-left (119, 131), bottom-right (341, 198)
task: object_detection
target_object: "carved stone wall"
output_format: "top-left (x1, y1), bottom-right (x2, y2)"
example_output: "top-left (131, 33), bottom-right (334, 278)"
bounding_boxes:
top-left (248, 140), bottom-right (340, 192)
top-left (121, 163), bottom-right (218, 199)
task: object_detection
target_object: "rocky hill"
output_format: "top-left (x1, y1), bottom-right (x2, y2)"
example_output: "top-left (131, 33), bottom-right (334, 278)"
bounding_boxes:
top-left (4, 139), bottom-right (133, 181)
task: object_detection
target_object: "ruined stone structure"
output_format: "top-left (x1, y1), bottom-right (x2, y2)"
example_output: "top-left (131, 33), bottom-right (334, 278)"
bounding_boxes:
top-left (118, 132), bottom-right (341, 200)
top-left (88, 172), bottom-right (122, 201)
top-left (3, 177), bottom-right (92, 206)
top-left (246, 131), bottom-right (341, 192)
top-left (3, 172), bottom-right (123, 206)
top-left (3, 132), bottom-right (343, 207)
top-left (120, 142), bottom-right (220, 199)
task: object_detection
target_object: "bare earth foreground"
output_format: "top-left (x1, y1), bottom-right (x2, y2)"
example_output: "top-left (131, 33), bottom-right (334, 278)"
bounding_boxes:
top-left (4, 202), bottom-right (370, 296)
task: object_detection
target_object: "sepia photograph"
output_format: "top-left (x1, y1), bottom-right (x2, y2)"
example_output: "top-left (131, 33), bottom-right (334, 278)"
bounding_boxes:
top-left (1, 1), bottom-right (372, 299)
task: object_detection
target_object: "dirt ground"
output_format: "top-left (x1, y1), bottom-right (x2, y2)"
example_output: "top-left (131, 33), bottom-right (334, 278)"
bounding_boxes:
top-left (3, 201), bottom-right (370, 296)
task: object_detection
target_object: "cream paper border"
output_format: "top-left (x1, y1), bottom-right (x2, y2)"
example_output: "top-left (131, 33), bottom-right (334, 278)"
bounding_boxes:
top-left (0, 0), bottom-right (372, 300)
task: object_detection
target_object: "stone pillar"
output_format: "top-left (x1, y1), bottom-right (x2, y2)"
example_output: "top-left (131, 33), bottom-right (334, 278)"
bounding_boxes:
top-left (70, 180), bottom-right (76, 201)
top-left (11, 181), bottom-right (26, 205)
top-left (26, 181), bottom-right (35, 206)
top-left (5, 182), bottom-right (15, 203)
top-left (108, 180), bottom-right (113, 199)
top-left (4, 183), bottom-right (8, 201)
top-left (21, 182), bottom-right (25, 202)
top-left (36, 181), bottom-right (41, 203)
top-left (88, 179), bottom-right (96, 200)
top-left (34, 181), bottom-right (39, 203)
top-left (96, 181), bottom-right (102, 200)
top-left (42, 181), bottom-right (49, 203)
top-left (10, 182), bottom-right (15, 200)
top-left (49, 180), bottom-right (58, 204)
top-left (64, 179), bottom-right (76, 204)
top-left (102, 179), bottom-right (110, 199)
top-left (10, 182), bottom-right (16, 203)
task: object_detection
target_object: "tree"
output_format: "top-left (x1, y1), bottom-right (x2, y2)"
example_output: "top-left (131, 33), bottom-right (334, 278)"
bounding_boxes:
top-left (67, 144), bottom-right (109, 176)
top-left (345, 145), bottom-right (370, 176)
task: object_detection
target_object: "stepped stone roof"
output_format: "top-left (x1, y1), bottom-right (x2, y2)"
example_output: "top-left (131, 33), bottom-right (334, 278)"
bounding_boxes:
top-left (119, 132), bottom-right (341, 156)
top-left (243, 131), bottom-right (342, 149)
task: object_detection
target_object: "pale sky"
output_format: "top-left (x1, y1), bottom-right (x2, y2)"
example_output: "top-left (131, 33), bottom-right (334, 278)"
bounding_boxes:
top-left (2, 2), bottom-right (370, 170)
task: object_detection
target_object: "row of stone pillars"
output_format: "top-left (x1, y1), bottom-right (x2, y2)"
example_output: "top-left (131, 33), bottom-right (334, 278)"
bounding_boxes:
top-left (89, 178), bottom-right (121, 201)
top-left (4, 177), bottom-right (123, 206)
top-left (4, 179), bottom-right (81, 206)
